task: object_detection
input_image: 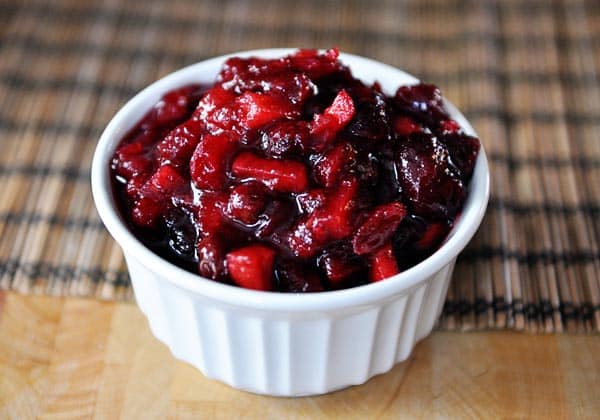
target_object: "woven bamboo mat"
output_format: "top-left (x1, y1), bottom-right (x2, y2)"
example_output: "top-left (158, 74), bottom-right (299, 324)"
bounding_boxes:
top-left (1, 0), bottom-right (599, 333)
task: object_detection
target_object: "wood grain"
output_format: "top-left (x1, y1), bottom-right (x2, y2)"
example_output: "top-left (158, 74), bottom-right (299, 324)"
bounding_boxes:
top-left (0, 291), bottom-right (598, 419)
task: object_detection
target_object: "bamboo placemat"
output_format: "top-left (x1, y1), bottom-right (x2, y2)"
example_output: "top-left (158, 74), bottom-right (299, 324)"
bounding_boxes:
top-left (1, 0), bottom-right (599, 333)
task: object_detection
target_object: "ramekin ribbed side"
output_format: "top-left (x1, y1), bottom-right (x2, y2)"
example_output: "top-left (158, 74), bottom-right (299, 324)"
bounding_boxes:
top-left (126, 252), bottom-right (455, 396)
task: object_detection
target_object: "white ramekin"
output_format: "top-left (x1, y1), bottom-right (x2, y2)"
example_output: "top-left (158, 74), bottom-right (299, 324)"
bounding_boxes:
top-left (91, 49), bottom-right (489, 396)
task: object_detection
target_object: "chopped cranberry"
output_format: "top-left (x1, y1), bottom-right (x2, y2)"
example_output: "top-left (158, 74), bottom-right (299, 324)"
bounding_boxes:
top-left (111, 49), bottom-right (480, 291)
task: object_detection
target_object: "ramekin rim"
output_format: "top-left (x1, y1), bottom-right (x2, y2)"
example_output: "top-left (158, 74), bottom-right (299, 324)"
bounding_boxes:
top-left (91, 48), bottom-right (490, 312)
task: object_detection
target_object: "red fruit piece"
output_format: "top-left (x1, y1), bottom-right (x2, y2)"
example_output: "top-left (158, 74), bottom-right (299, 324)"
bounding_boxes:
top-left (317, 242), bottom-right (365, 284)
top-left (369, 242), bottom-right (399, 282)
top-left (231, 151), bottom-right (308, 193)
top-left (396, 133), bottom-right (465, 218)
top-left (131, 196), bottom-right (164, 228)
top-left (196, 192), bottom-right (228, 236)
top-left (225, 181), bottom-right (268, 225)
top-left (190, 133), bottom-right (237, 191)
top-left (440, 132), bottom-right (481, 181)
top-left (440, 119), bottom-right (461, 134)
top-left (393, 116), bottom-right (421, 136)
top-left (141, 165), bottom-right (189, 200)
top-left (313, 143), bottom-right (356, 187)
top-left (236, 92), bottom-right (299, 130)
top-left (112, 141), bottom-right (153, 180)
top-left (226, 244), bottom-right (276, 291)
top-left (193, 86), bottom-right (237, 120)
top-left (157, 119), bottom-right (204, 167)
top-left (310, 90), bottom-right (356, 151)
top-left (142, 85), bottom-right (203, 130)
top-left (260, 120), bottom-right (310, 158)
top-left (276, 261), bottom-right (324, 292)
top-left (352, 202), bottom-right (407, 255)
top-left (394, 83), bottom-right (449, 124)
top-left (414, 222), bottom-right (450, 251)
top-left (198, 236), bottom-right (228, 280)
top-left (289, 48), bottom-right (341, 79)
top-left (288, 177), bottom-right (358, 257)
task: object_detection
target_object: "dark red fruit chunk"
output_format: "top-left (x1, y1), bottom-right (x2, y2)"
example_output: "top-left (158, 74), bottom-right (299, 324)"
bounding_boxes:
top-left (396, 133), bottom-right (465, 218)
top-left (260, 120), bottom-right (310, 158)
top-left (313, 143), bottom-right (356, 187)
top-left (198, 236), bottom-right (228, 280)
top-left (414, 221), bottom-right (450, 251)
top-left (190, 133), bottom-right (237, 191)
top-left (141, 165), bottom-right (188, 199)
top-left (112, 141), bottom-right (153, 180)
top-left (317, 242), bottom-right (365, 284)
top-left (440, 132), bottom-right (481, 181)
top-left (288, 48), bottom-right (341, 79)
top-left (131, 196), bottom-right (164, 228)
top-left (225, 181), bottom-right (268, 225)
top-left (142, 85), bottom-right (204, 130)
top-left (276, 261), bottom-right (324, 292)
top-left (440, 119), bottom-right (461, 134)
top-left (236, 92), bottom-right (299, 130)
top-left (310, 89), bottom-right (356, 151)
top-left (196, 192), bottom-right (227, 236)
top-left (352, 202), bottom-right (407, 255)
top-left (369, 242), bottom-right (399, 282)
top-left (393, 116), bottom-right (421, 136)
top-left (288, 177), bottom-right (358, 257)
top-left (157, 120), bottom-right (204, 168)
top-left (226, 244), bottom-right (275, 291)
top-left (394, 83), bottom-right (449, 125)
top-left (231, 151), bottom-right (308, 193)
top-left (254, 199), bottom-right (295, 239)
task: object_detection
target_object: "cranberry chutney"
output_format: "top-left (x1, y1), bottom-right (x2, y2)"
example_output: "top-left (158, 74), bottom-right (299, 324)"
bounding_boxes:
top-left (111, 48), bottom-right (480, 292)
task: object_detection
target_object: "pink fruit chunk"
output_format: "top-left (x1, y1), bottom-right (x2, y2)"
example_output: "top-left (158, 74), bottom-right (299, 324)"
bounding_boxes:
top-left (190, 133), bottom-right (237, 191)
top-left (352, 202), bottom-right (407, 255)
top-left (231, 151), bottom-right (308, 193)
top-left (142, 165), bottom-right (188, 199)
top-left (369, 242), bottom-right (399, 282)
top-left (226, 244), bottom-right (276, 291)
top-left (310, 90), bottom-right (356, 150)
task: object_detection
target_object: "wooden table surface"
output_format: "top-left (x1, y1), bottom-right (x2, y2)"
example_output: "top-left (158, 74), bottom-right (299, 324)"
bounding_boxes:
top-left (0, 291), bottom-right (598, 419)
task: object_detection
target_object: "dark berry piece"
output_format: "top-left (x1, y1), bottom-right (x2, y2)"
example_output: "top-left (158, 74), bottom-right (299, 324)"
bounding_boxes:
top-left (394, 83), bottom-right (449, 124)
top-left (165, 207), bottom-right (198, 261)
top-left (396, 133), bottom-right (465, 218)
top-left (276, 260), bottom-right (324, 292)
top-left (198, 236), bottom-right (228, 280)
top-left (317, 241), bottom-right (365, 284)
top-left (260, 120), bottom-right (310, 158)
top-left (225, 181), bottom-right (269, 225)
top-left (312, 143), bottom-right (356, 187)
top-left (352, 202), bottom-right (407, 255)
top-left (440, 132), bottom-right (481, 181)
top-left (295, 189), bottom-right (326, 214)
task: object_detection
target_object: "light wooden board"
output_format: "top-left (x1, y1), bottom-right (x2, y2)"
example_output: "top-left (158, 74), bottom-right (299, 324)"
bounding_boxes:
top-left (0, 291), bottom-right (598, 419)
